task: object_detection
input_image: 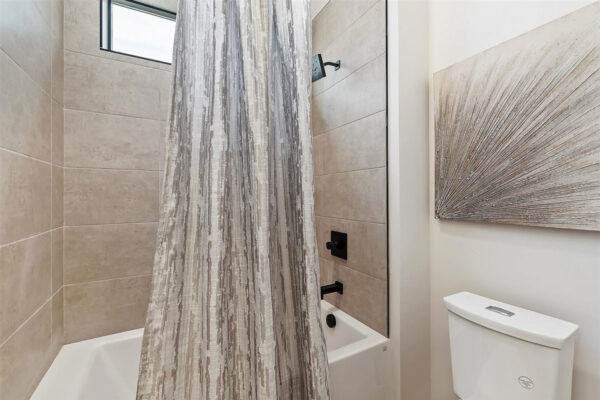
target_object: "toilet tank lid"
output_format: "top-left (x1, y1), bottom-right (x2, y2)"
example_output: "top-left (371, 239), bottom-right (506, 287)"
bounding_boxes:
top-left (443, 292), bottom-right (579, 349)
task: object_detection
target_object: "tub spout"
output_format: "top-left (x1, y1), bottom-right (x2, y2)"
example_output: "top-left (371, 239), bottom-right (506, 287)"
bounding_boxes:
top-left (321, 281), bottom-right (343, 300)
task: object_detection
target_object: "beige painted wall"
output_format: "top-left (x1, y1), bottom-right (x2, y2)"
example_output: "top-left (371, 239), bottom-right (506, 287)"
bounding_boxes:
top-left (312, 0), bottom-right (388, 335)
top-left (387, 1), bottom-right (431, 399)
top-left (429, 2), bottom-right (600, 400)
top-left (0, 0), bottom-right (65, 398)
top-left (62, 0), bottom-right (170, 343)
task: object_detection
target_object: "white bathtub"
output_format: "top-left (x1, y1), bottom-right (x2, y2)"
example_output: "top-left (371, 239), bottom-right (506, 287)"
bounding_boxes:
top-left (32, 301), bottom-right (391, 400)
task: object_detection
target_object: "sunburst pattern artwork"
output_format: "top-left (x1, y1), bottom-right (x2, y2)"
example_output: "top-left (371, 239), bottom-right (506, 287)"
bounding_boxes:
top-left (434, 3), bottom-right (600, 231)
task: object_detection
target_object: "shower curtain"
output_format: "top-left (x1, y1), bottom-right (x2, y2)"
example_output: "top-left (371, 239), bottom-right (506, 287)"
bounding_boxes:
top-left (136, 0), bottom-right (330, 399)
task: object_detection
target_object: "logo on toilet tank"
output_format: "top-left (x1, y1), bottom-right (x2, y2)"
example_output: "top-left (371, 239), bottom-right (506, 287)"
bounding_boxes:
top-left (518, 376), bottom-right (535, 390)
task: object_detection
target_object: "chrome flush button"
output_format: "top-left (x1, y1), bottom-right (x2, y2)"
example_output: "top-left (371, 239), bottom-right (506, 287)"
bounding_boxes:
top-left (486, 305), bottom-right (515, 317)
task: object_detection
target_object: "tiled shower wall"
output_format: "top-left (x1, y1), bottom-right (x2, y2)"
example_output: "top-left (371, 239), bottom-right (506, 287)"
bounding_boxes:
top-left (59, 0), bottom-right (389, 345)
top-left (0, 4), bottom-right (387, 396)
top-left (312, 0), bottom-right (388, 335)
top-left (62, 0), bottom-right (170, 343)
top-left (0, 0), bottom-right (65, 398)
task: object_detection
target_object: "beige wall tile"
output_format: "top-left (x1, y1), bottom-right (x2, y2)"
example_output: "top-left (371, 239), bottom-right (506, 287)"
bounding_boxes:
top-left (158, 171), bottom-right (165, 208)
top-left (50, 0), bottom-right (64, 38)
top-left (64, 0), bottom-right (171, 71)
top-left (64, 110), bottom-right (161, 170)
top-left (312, 54), bottom-right (386, 134)
top-left (51, 228), bottom-right (63, 293)
top-left (312, 0), bottom-right (379, 53)
top-left (51, 22), bottom-right (64, 104)
top-left (0, 0), bottom-right (63, 390)
top-left (64, 51), bottom-right (171, 120)
top-left (0, 51), bottom-right (52, 162)
top-left (158, 121), bottom-right (167, 171)
top-left (0, 302), bottom-right (52, 400)
top-left (52, 166), bottom-right (64, 228)
top-left (313, 0), bottom-right (387, 337)
top-left (33, 0), bottom-right (52, 26)
top-left (64, 168), bottom-right (158, 225)
top-left (50, 289), bottom-right (64, 359)
top-left (52, 100), bottom-right (64, 166)
top-left (0, 233), bottom-right (52, 343)
top-left (64, 223), bottom-right (157, 284)
top-left (320, 258), bottom-right (387, 335)
top-left (64, 275), bottom-right (151, 342)
top-left (316, 217), bottom-right (387, 280)
top-left (319, 257), bottom-right (330, 287)
top-left (315, 167), bottom-right (386, 223)
top-left (63, 0), bottom-right (106, 55)
top-left (313, 111), bottom-right (386, 175)
top-left (0, 0), bottom-right (52, 94)
top-left (313, 0), bottom-right (385, 95)
top-left (0, 150), bottom-right (51, 245)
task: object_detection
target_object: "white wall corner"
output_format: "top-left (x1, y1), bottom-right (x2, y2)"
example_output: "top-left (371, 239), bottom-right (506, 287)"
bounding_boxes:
top-left (387, 0), bottom-right (431, 399)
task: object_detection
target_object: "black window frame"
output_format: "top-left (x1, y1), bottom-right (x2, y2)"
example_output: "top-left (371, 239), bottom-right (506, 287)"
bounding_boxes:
top-left (100, 0), bottom-right (176, 65)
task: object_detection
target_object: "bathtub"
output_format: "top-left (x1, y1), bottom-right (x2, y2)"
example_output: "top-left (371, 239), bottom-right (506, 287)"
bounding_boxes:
top-left (31, 301), bottom-right (391, 400)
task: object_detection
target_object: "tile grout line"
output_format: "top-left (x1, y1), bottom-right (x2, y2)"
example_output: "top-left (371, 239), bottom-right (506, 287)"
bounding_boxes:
top-left (0, 227), bottom-right (61, 250)
top-left (315, 165), bottom-right (386, 178)
top-left (65, 48), bottom-right (172, 73)
top-left (63, 221), bottom-right (158, 228)
top-left (319, 256), bottom-right (386, 282)
top-left (63, 165), bottom-right (159, 173)
top-left (49, 5), bottom-right (64, 362)
top-left (316, 216), bottom-right (386, 226)
top-left (63, 273), bottom-right (153, 288)
top-left (0, 293), bottom-right (52, 349)
top-left (313, 0), bottom-right (381, 54)
top-left (312, 50), bottom-right (386, 100)
top-left (0, 145), bottom-right (52, 167)
top-left (1, 284), bottom-right (66, 352)
top-left (315, 215), bottom-right (386, 225)
top-left (31, 1), bottom-right (54, 37)
top-left (63, 221), bottom-right (159, 228)
top-left (0, 48), bottom-right (52, 100)
top-left (312, 108), bottom-right (386, 137)
top-left (51, 286), bottom-right (62, 300)
top-left (313, 49), bottom-right (386, 97)
top-left (61, 221), bottom-right (65, 347)
top-left (63, 106), bottom-right (167, 123)
top-left (50, 81), bottom-right (54, 343)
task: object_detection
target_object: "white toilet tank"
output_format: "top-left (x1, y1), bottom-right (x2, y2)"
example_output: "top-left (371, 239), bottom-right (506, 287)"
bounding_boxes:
top-left (444, 292), bottom-right (578, 400)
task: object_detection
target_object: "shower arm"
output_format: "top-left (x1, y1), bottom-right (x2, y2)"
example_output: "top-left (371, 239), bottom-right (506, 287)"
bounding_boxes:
top-left (323, 60), bottom-right (341, 71)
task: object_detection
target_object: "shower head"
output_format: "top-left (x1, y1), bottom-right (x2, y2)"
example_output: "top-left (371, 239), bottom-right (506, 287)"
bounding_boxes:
top-left (311, 54), bottom-right (341, 82)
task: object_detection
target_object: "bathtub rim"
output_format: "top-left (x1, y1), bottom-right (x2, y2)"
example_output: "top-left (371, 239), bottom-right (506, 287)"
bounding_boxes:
top-left (31, 300), bottom-right (389, 399)
top-left (322, 301), bottom-right (389, 364)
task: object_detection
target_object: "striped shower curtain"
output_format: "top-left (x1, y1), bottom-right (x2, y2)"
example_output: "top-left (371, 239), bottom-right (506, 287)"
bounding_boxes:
top-left (136, 0), bottom-right (330, 399)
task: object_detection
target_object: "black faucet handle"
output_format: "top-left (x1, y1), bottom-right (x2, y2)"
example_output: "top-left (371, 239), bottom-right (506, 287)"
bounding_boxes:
top-left (326, 240), bottom-right (339, 250)
top-left (326, 231), bottom-right (347, 259)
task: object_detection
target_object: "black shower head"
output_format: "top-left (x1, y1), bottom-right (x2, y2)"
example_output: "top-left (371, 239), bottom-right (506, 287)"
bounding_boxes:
top-left (312, 54), bottom-right (326, 82)
top-left (311, 54), bottom-right (340, 82)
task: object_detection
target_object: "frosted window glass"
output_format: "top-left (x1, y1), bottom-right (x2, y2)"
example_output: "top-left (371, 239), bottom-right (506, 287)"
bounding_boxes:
top-left (112, 4), bottom-right (175, 63)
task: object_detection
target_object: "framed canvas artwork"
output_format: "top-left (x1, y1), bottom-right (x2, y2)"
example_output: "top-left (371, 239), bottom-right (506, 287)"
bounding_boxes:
top-left (434, 3), bottom-right (600, 231)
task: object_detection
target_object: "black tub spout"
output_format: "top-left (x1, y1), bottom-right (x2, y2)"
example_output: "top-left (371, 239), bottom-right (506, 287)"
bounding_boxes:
top-left (320, 281), bottom-right (343, 300)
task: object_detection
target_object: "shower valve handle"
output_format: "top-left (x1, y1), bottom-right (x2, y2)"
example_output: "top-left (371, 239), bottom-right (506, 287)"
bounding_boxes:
top-left (326, 231), bottom-right (347, 260)
top-left (326, 240), bottom-right (345, 250)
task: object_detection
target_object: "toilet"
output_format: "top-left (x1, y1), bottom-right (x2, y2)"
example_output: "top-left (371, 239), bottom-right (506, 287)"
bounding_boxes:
top-left (444, 292), bottom-right (578, 400)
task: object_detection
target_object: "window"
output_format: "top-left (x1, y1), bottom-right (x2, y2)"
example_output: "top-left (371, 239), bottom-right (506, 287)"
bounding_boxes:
top-left (101, 0), bottom-right (176, 64)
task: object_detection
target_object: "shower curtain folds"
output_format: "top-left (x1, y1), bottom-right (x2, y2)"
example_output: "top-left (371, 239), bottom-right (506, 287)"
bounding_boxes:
top-left (136, 0), bottom-right (330, 399)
